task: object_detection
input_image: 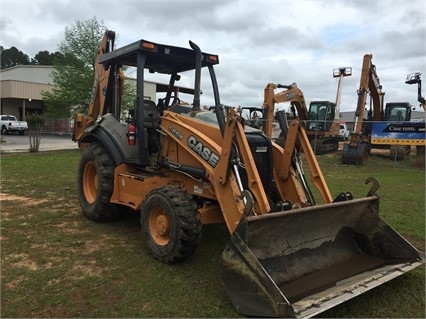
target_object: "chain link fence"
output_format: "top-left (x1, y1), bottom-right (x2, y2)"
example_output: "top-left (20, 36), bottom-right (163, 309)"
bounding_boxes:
top-left (38, 116), bottom-right (425, 167)
top-left (41, 118), bottom-right (73, 136)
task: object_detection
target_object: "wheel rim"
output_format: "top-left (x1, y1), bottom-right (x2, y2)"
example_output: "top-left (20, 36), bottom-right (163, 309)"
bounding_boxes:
top-left (83, 161), bottom-right (98, 204)
top-left (148, 205), bottom-right (171, 246)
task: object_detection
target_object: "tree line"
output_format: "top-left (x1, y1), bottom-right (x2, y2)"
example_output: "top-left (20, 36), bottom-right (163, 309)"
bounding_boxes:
top-left (0, 46), bottom-right (67, 69)
top-left (1, 17), bottom-right (134, 120)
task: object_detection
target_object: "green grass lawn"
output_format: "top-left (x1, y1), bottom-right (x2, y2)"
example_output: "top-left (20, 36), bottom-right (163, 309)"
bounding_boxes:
top-left (1, 150), bottom-right (424, 318)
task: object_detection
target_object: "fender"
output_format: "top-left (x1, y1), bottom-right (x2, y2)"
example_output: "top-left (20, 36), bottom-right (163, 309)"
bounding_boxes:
top-left (79, 124), bottom-right (125, 165)
top-left (78, 114), bottom-right (139, 165)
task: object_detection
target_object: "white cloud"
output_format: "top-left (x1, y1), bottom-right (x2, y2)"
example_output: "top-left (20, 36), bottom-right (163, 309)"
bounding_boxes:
top-left (1, 0), bottom-right (425, 110)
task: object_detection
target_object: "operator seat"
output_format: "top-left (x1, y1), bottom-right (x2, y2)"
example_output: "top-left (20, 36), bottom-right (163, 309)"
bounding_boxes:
top-left (144, 100), bottom-right (161, 129)
top-left (143, 100), bottom-right (161, 154)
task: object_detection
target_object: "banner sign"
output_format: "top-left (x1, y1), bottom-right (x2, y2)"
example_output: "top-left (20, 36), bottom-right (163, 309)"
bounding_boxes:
top-left (371, 122), bottom-right (425, 145)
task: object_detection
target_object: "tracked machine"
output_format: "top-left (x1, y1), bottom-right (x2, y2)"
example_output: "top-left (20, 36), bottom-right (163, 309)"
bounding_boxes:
top-left (342, 54), bottom-right (416, 164)
top-left (73, 31), bottom-right (422, 318)
top-left (306, 67), bottom-right (352, 154)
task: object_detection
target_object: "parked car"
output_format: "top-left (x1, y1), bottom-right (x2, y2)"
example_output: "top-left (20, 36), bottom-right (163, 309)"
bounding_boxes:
top-left (339, 122), bottom-right (350, 140)
top-left (0, 115), bottom-right (28, 135)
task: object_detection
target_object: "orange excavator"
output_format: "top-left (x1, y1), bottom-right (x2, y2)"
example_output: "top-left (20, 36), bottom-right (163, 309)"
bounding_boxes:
top-left (342, 54), bottom-right (415, 164)
top-left (72, 31), bottom-right (422, 318)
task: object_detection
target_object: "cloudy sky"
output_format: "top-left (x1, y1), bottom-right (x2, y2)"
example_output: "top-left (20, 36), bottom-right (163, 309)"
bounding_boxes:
top-left (1, 0), bottom-right (425, 112)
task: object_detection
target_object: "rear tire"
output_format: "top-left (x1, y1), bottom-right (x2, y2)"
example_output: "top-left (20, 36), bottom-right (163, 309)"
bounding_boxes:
top-left (77, 142), bottom-right (123, 221)
top-left (141, 185), bottom-right (202, 263)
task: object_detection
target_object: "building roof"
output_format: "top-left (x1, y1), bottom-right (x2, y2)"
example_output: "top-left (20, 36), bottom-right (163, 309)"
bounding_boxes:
top-left (1, 65), bottom-right (55, 84)
top-left (0, 64), bottom-right (195, 101)
top-left (1, 65), bottom-right (55, 100)
top-left (340, 110), bottom-right (425, 122)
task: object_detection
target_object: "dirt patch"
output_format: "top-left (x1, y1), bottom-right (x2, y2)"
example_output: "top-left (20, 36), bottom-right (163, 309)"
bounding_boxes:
top-left (56, 220), bottom-right (86, 235)
top-left (5, 253), bottom-right (38, 271)
top-left (4, 275), bottom-right (25, 289)
top-left (0, 193), bottom-right (47, 206)
top-left (66, 261), bottom-right (103, 280)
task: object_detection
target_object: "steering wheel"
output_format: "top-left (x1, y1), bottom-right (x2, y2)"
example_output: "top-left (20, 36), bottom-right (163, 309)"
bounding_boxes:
top-left (170, 95), bottom-right (181, 106)
top-left (158, 95), bottom-right (181, 115)
top-left (160, 95), bottom-right (181, 106)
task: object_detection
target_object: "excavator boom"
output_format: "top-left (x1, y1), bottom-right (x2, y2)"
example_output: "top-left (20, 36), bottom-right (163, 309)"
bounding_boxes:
top-left (342, 54), bottom-right (385, 164)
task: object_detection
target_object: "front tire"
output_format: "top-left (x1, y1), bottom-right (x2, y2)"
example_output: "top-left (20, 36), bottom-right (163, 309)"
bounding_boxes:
top-left (77, 142), bottom-right (123, 221)
top-left (141, 185), bottom-right (202, 263)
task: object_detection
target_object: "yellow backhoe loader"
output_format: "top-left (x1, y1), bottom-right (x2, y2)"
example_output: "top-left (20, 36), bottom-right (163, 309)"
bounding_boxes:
top-left (261, 72), bottom-right (349, 155)
top-left (73, 31), bottom-right (422, 318)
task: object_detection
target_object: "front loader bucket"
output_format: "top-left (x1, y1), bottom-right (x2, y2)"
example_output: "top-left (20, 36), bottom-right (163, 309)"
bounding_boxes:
top-left (222, 196), bottom-right (422, 318)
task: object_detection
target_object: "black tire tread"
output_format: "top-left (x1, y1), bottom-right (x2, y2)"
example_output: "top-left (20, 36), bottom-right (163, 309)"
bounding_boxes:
top-left (77, 142), bottom-right (123, 222)
top-left (141, 185), bottom-right (202, 263)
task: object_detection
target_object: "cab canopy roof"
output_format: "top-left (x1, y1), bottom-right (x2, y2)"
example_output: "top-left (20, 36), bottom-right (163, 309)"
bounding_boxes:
top-left (99, 39), bottom-right (219, 74)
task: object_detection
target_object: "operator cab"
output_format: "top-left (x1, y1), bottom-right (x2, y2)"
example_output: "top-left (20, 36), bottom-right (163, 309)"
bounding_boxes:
top-left (96, 38), bottom-right (220, 166)
top-left (384, 102), bottom-right (411, 122)
top-left (307, 101), bottom-right (336, 131)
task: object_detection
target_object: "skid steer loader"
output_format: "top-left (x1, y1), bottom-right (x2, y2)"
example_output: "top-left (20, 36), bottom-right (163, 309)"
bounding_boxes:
top-left (73, 31), bottom-right (422, 318)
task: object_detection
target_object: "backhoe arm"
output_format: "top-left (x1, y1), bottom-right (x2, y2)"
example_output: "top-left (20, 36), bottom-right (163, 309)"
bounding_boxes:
top-left (214, 108), bottom-right (271, 231)
top-left (73, 30), bottom-right (122, 143)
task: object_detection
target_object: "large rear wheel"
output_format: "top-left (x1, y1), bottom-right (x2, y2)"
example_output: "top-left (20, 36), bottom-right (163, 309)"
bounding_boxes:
top-left (77, 142), bottom-right (123, 221)
top-left (141, 185), bottom-right (202, 263)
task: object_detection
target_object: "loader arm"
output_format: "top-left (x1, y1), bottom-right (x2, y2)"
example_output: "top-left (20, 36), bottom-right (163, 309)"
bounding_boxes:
top-left (160, 108), bottom-right (271, 234)
top-left (278, 119), bottom-right (333, 204)
top-left (73, 30), bottom-right (124, 143)
top-left (263, 82), bottom-right (332, 204)
top-left (263, 83), bottom-right (309, 137)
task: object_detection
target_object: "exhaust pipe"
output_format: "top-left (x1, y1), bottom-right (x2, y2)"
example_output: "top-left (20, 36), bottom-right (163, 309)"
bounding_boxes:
top-left (189, 40), bottom-right (201, 112)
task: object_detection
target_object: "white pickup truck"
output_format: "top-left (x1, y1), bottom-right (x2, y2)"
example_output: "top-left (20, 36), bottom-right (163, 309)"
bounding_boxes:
top-left (1, 115), bottom-right (28, 135)
top-left (339, 122), bottom-right (350, 141)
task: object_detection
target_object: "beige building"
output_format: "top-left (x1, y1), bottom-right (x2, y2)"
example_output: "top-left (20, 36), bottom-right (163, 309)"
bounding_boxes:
top-left (0, 65), bottom-right (55, 120)
top-left (0, 65), bottom-right (159, 122)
